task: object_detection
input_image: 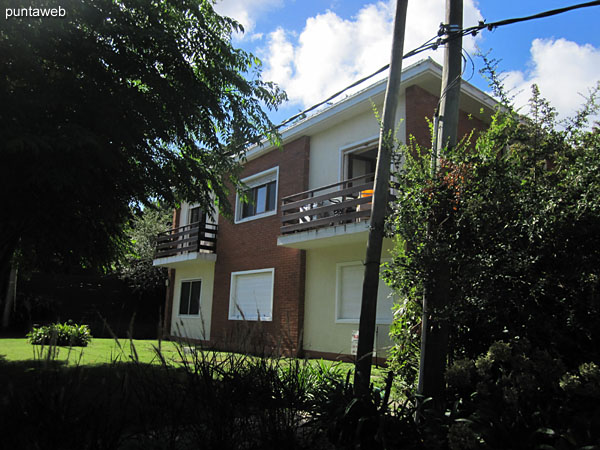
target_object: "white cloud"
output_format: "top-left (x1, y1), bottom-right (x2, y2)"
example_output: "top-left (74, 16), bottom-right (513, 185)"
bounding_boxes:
top-left (213, 0), bottom-right (282, 36)
top-left (503, 38), bottom-right (600, 120)
top-left (260, 0), bottom-right (482, 107)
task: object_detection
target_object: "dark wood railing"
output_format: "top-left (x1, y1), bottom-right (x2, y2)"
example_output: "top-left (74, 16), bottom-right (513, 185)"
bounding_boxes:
top-left (280, 173), bottom-right (375, 235)
top-left (154, 222), bottom-right (218, 259)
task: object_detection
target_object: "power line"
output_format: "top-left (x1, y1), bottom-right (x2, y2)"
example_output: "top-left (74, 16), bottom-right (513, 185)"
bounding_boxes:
top-left (275, 38), bottom-right (440, 129)
top-left (446, 1), bottom-right (600, 43)
top-left (273, 1), bottom-right (600, 133)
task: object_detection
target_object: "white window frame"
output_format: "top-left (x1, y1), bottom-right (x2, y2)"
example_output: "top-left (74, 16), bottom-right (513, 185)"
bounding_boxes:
top-left (335, 261), bottom-right (394, 325)
top-left (228, 268), bottom-right (275, 321)
top-left (177, 278), bottom-right (203, 318)
top-left (338, 135), bottom-right (379, 183)
top-left (180, 200), bottom-right (218, 225)
top-left (234, 167), bottom-right (279, 224)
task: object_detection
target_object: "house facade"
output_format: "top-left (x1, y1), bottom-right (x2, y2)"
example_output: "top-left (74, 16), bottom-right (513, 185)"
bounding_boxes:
top-left (153, 58), bottom-right (496, 360)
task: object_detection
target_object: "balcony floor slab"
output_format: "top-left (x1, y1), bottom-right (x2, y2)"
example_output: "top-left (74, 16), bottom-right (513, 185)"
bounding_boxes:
top-left (153, 251), bottom-right (217, 268)
top-left (277, 220), bottom-right (370, 249)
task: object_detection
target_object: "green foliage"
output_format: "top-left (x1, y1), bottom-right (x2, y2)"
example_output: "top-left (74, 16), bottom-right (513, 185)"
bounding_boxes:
top-left (117, 203), bottom-right (172, 291)
top-left (27, 322), bottom-right (92, 347)
top-left (0, 0), bottom-right (286, 274)
top-left (0, 340), bottom-right (350, 449)
top-left (387, 292), bottom-right (421, 392)
top-left (445, 339), bottom-right (600, 449)
top-left (386, 82), bottom-right (600, 371)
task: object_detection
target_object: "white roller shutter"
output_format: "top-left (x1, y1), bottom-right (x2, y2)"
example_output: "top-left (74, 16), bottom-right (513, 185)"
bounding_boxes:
top-left (229, 269), bottom-right (274, 321)
top-left (336, 262), bottom-right (394, 324)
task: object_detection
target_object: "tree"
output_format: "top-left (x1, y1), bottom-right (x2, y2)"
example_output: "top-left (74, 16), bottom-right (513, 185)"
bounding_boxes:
top-left (386, 81), bottom-right (600, 391)
top-left (118, 203), bottom-right (172, 293)
top-left (0, 0), bottom-right (286, 298)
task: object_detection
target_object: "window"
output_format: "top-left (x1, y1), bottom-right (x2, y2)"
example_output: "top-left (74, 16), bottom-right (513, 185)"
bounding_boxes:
top-left (229, 269), bottom-right (274, 321)
top-left (340, 138), bottom-right (379, 184)
top-left (346, 148), bottom-right (377, 180)
top-left (179, 280), bottom-right (202, 316)
top-left (236, 167), bottom-right (279, 223)
top-left (188, 206), bottom-right (205, 225)
top-left (336, 262), bottom-right (393, 324)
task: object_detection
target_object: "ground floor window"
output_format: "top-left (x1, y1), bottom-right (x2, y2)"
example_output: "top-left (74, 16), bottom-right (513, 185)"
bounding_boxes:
top-left (229, 268), bottom-right (274, 321)
top-left (335, 261), bottom-right (393, 324)
top-left (179, 280), bottom-right (202, 316)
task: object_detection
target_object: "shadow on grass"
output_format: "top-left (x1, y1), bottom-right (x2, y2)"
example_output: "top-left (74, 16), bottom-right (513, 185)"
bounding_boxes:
top-left (0, 345), bottom-right (340, 450)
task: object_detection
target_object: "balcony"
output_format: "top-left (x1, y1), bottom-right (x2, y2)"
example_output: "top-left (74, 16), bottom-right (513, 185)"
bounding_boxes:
top-left (279, 174), bottom-right (375, 249)
top-left (153, 222), bottom-right (218, 266)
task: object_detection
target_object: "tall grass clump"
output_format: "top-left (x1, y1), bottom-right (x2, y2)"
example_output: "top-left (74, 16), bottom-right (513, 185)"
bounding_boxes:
top-left (1, 333), bottom-right (354, 449)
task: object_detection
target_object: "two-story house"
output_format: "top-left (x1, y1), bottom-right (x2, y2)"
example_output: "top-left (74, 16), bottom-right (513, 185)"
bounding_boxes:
top-left (152, 58), bottom-right (496, 360)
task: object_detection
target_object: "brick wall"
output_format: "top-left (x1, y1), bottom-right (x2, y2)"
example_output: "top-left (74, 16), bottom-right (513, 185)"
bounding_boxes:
top-left (405, 84), bottom-right (488, 149)
top-left (210, 136), bottom-right (310, 356)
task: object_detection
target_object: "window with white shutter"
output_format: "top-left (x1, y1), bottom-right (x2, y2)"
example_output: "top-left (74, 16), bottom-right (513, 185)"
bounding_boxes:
top-left (336, 262), bottom-right (394, 324)
top-left (228, 269), bottom-right (274, 321)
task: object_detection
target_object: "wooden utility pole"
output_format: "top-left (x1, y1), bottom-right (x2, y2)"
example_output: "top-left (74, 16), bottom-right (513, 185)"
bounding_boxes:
top-left (354, 0), bottom-right (408, 397)
top-left (417, 0), bottom-right (463, 406)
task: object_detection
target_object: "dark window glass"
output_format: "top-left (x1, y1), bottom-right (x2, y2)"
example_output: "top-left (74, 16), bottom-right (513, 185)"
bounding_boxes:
top-left (240, 179), bottom-right (277, 219)
top-left (189, 281), bottom-right (201, 315)
top-left (179, 282), bottom-right (190, 315)
top-left (189, 207), bottom-right (205, 224)
top-left (179, 280), bottom-right (201, 315)
top-left (266, 181), bottom-right (277, 212)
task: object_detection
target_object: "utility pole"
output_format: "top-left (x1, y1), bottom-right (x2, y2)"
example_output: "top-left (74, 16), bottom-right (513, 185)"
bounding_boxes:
top-left (417, 0), bottom-right (463, 407)
top-left (354, 0), bottom-right (408, 397)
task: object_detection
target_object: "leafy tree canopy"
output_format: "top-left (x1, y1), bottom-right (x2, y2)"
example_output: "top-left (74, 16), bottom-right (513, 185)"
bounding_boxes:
top-left (0, 0), bottom-right (286, 274)
top-left (386, 79), bottom-right (600, 384)
top-left (118, 203), bottom-right (172, 292)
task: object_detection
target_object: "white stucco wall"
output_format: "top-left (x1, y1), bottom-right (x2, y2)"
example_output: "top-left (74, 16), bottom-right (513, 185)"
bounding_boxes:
top-left (308, 94), bottom-right (406, 190)
top-left (170, 261), bottom-right (215, 341)
top-left (303, 239), bottom-right (397, 358)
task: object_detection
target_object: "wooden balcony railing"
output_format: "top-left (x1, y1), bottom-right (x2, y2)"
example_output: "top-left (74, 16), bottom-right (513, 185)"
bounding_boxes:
top-left (154, 222), bottom-right (218, 259)
top-left (280, 173), bottom-right (375, 235)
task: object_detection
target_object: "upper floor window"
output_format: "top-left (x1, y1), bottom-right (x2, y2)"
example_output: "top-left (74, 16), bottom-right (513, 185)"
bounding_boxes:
top-left (235, 167), bottom-right (279, 223)
top-left (346, 147), bottom-right (377, 181)
top-left (339, 137), bottom-right (379, 187)
top-left (188, 206), bottom-right (205, 225)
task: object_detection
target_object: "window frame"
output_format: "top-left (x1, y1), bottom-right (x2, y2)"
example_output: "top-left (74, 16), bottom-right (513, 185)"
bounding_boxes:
top-left (177, 279), bottom-right (203, 318)
top-left (234, 167), bottom-right (279, 224)
top-left (228, 268), bottom-right (275, 321)
top-left (188, 206), bottom-right (205, 225)
top-left (335, 261), bottom-right (394, 325)
top-left (338, 136), bottom-right (379, 182)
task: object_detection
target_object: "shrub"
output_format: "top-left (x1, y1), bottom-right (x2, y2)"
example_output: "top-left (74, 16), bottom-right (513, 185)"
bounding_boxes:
top-left (27, 322), bottom-right (92, 347)
top-left (446, 339), bottom-right (600, 449)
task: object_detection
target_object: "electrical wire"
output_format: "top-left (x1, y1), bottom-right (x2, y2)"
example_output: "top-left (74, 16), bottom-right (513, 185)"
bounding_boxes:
top-left (275, 38), bottom-right (443, 129)
top-left (248, 0), bottom-right (600, 154)
top-left (446, 0), bottom-right (600, 44)
top-left (276, 1), bottom-right (600, 132)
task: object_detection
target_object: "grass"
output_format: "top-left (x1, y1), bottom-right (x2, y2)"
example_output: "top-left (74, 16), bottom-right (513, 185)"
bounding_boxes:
top-left (0, 337), bottom-right (183, 365)
top-left (0, 336), bottom-right (395, 398)
top-left (0, 337), bottom-right (403, 449)
top-left (0, 338), bottom-right (389, 377)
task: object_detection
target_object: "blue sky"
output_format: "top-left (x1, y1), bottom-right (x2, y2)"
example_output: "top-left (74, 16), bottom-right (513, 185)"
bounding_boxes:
top-left (214, 0), bottom-right (600, 125)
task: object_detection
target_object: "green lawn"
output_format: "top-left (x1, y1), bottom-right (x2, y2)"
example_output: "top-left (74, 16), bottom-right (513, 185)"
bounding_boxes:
top-left (0, 337), bottom-right (390, 389)
top-left (0, 337), bottom-right (183, 365)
